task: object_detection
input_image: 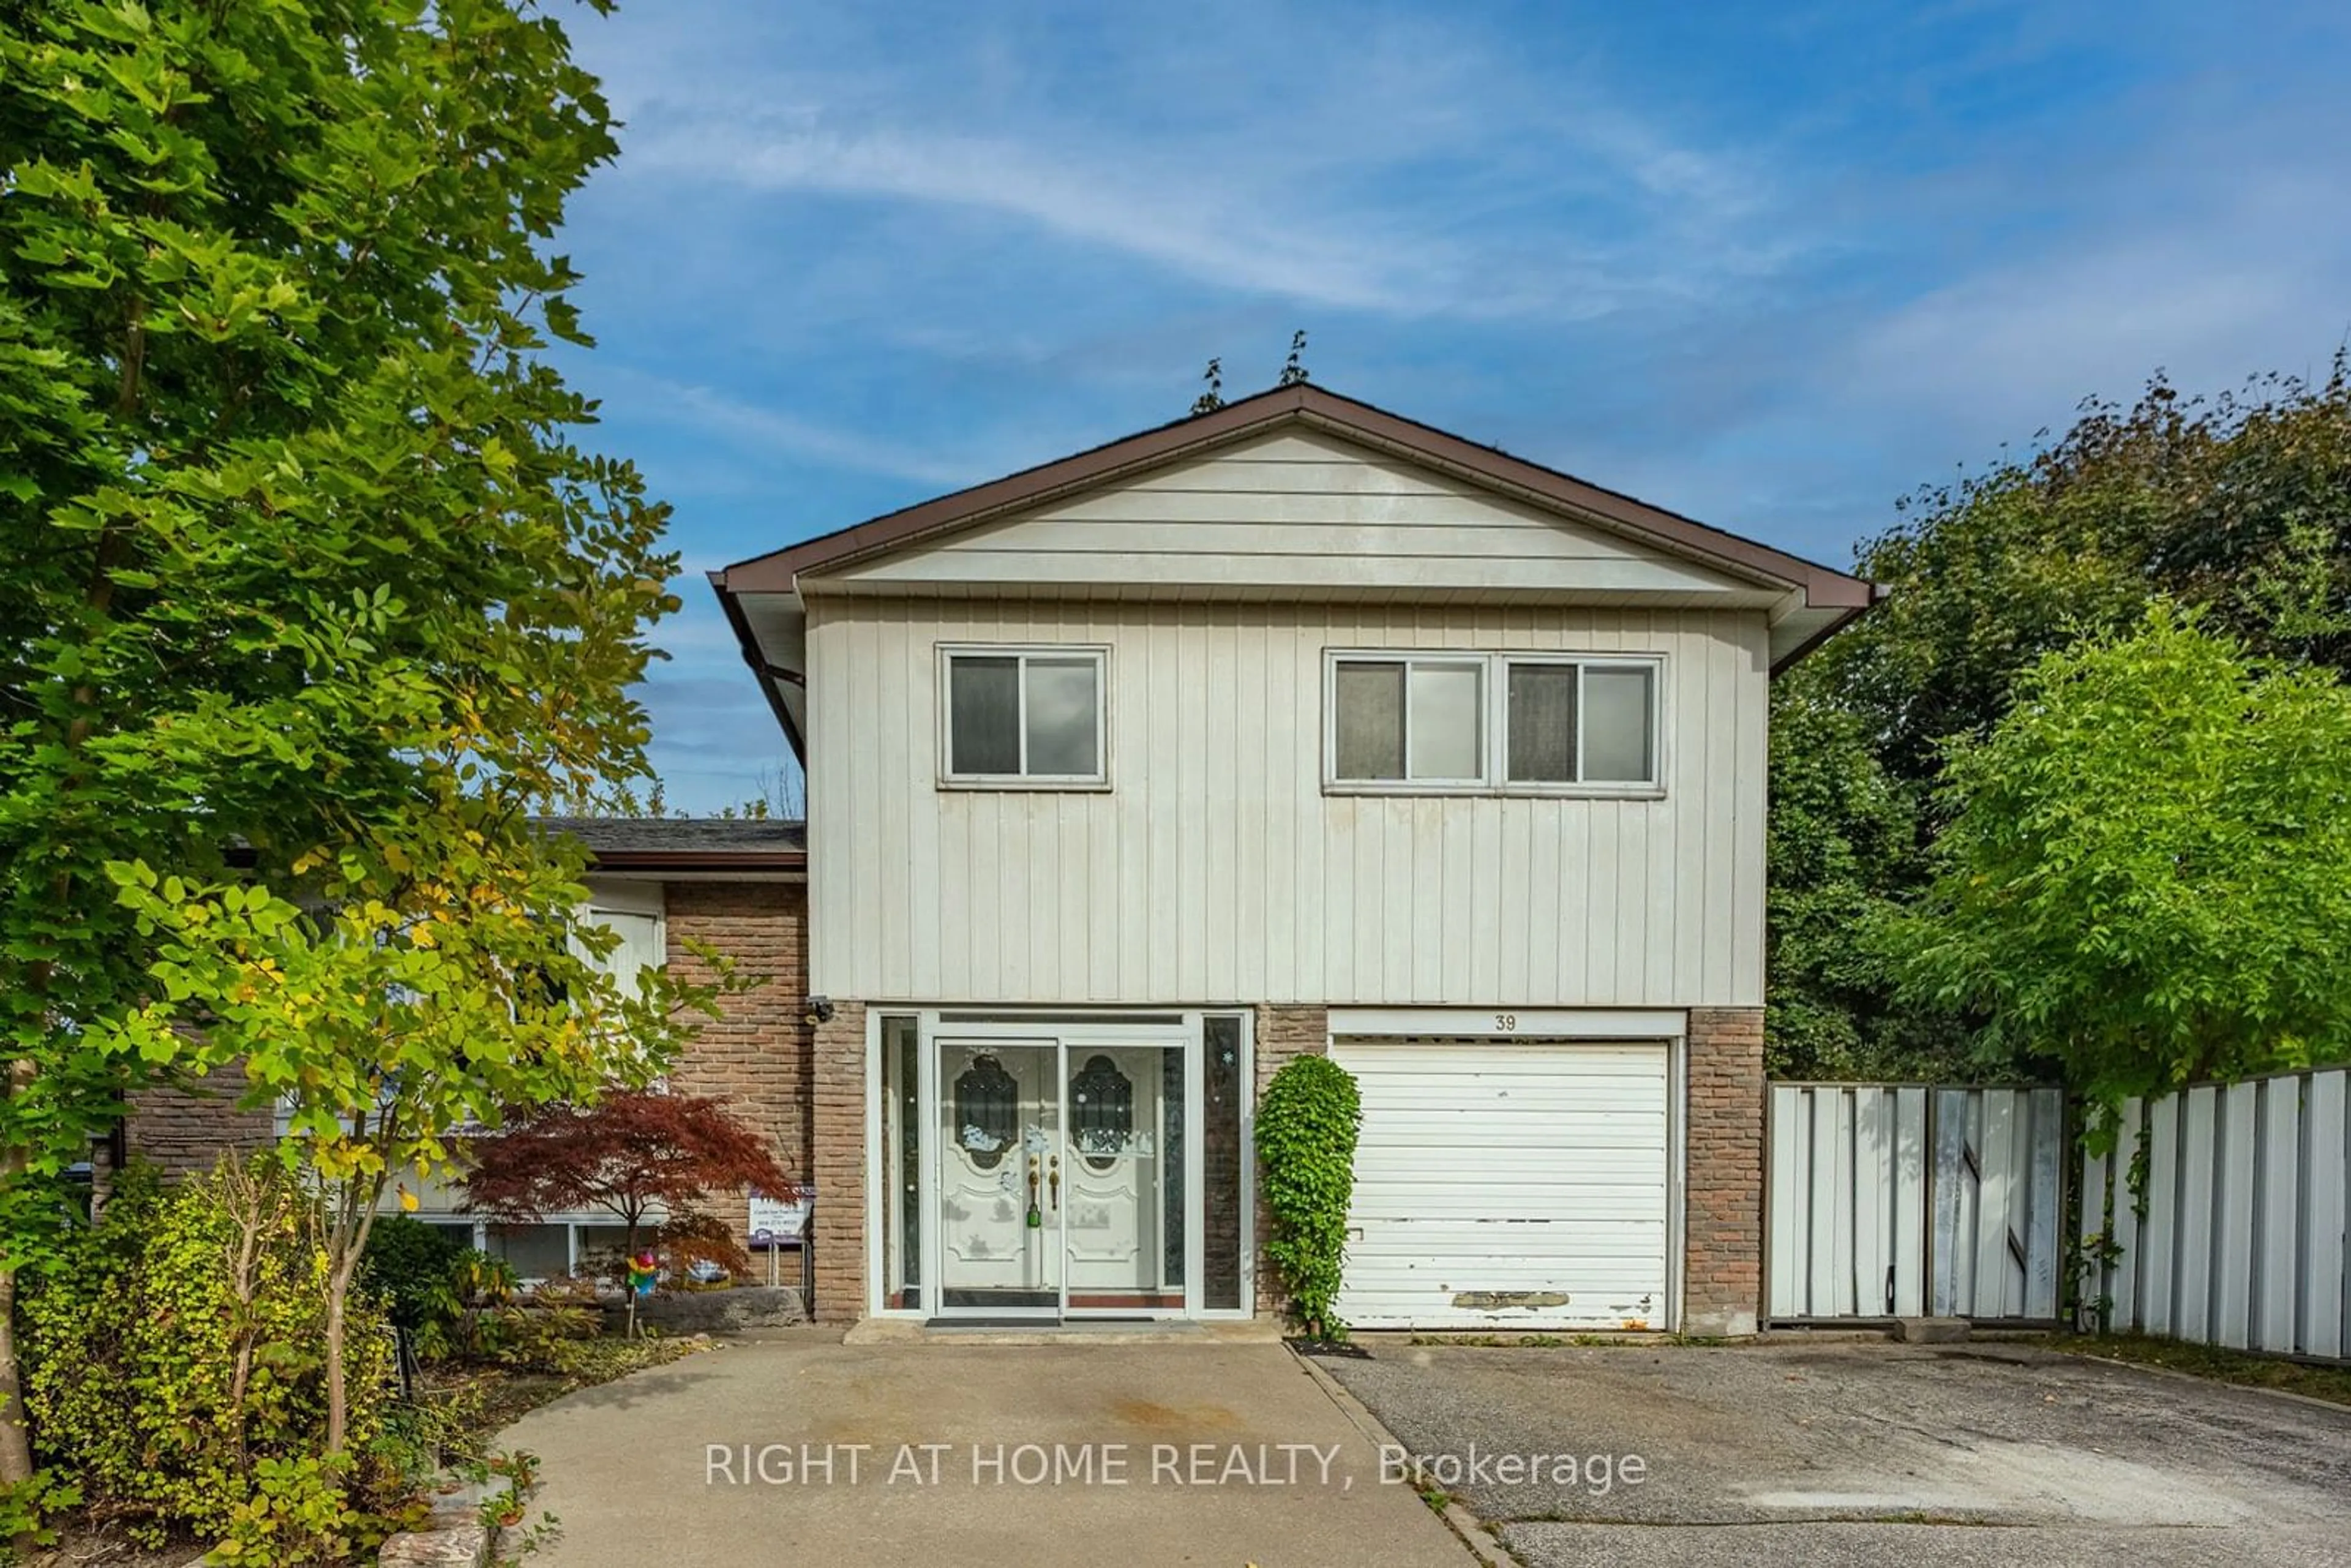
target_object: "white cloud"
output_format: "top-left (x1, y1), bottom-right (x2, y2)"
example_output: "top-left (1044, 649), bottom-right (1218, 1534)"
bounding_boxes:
top-left (590, 3), bottom-right (1798, 326)
top-left (629, 124), bottom-right (1435, 313)
top-left (606, 369), bottom-right (986, 487)
top-left (1833, 164), bottom-right (2351, 443)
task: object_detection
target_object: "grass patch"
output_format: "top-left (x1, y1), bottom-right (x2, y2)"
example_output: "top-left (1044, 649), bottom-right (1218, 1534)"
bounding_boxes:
top-left (2049, 1332), bottom-right (2351, 1406)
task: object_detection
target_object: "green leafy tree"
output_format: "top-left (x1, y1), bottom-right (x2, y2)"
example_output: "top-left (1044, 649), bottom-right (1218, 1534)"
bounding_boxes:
top-left (1769, 357), bottom-right (2351, 1078)
top-left (1764, 677), bottom-right (1965, 1079)
top-left (97, 816), bottom-right (729, 1455)
top-left (1829, 361), bottom-right (2351, 789)
top-left (1887, 607), bottom-right (2351, 1119)
top-left (1, 0), bottom-right (670, 1480)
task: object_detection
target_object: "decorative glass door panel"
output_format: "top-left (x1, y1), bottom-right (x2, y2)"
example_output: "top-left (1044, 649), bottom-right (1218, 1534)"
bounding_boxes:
top-left (925, 1027), bottom-right (1201, 1319)
top-left (1062, 1041), bottom-right (1185, 1313)
top-left (936, 1041), bottom-right (1060, 1312)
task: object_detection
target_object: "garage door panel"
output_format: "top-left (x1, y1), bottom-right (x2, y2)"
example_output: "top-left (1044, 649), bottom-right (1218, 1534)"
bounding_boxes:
top-left (1354, 1107), bottom-right (1665, 1127)
top-left (1355, 1079), bottom-right (1667, 1103)
top-left (1354, 1130), bottom-right (1665, 1154)
top-left (1351, 1198), bottom-right (1667, 1222)
top-left (1348, 1237), bottom-right (1668, 1265)
top-left (1351, 1177), bottom-right (1669, 1200)
top-left (1332, 1037), bottom-right (1673, 1331)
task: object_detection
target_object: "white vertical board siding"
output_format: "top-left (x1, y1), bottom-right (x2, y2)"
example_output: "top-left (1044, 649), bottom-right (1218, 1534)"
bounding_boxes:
top-left (2110, 1098), bottom-right (2143, 1330)
top-left (2142, 1096), bottom-right (2181, 1337)
top-left (2177, 1087), bottom-right (2218, 1342)
top-left (805, 599), bottom-right (1769, 1007)
top-left (1768, 1087), bottom-right (1806, 1318)
top-left (832, 429), bottom-right (1764, 598)
top-left (2306, 1073), bottom-right (2348, 1357)
top-left (2214, 1082), bottom-right (2259, 1349)
top-left (1768, 1083), bottom-right (2063, 1322)
top-left (1892, 1088), bottom-right (1929, 1317)
top-left (2255, 1078), bottom-right (2300, 1354)
top-left (2082, 1067), bottom-right (2351, 1358)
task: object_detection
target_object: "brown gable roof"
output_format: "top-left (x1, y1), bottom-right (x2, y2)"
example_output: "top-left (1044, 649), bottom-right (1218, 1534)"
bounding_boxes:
top-left (711, 382), bottom-right (1874, 611)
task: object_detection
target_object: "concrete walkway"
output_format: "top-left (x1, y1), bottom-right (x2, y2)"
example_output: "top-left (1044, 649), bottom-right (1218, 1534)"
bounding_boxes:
top-left (505, 1329), bottom-right (1469, 1568)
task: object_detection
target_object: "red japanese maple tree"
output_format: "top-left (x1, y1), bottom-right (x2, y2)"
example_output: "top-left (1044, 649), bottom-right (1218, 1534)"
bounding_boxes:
top-left (460, 1089), bottom-right (800, 1281)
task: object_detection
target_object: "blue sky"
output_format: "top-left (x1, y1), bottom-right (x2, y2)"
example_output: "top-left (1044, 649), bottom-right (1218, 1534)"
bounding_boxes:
top-left (549, 0), bottom-right (2351, 811)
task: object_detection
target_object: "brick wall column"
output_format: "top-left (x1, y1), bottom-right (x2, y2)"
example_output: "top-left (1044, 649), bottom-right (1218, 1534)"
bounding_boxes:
top-left (809, 1003), bottom-right (869, 1323)
top-left (1253, 1005), bottom-right (1329, 1318)
top-left (663, 882), bottom-right (814, 1255)
top-left (1684, 1007), bottom-right (1764, 1337)
top-left (123, 1078), bottom-right (275, 1179)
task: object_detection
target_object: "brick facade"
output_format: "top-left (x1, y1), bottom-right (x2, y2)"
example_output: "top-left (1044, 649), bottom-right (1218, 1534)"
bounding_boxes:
top-left (122, 1076), bottom-right (274, 1179)
top-left (663, 881), bottom-right (815, 1252)
top-left (1683, 1006), bottom-right (1766, 1336)
top-left (808, 1003), bottom-right (869, 1322)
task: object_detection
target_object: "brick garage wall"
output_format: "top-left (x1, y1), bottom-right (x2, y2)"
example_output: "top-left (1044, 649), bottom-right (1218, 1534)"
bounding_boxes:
top-left (662, 881), bottom-right (814, 1256)
top-left (1254, 1005), bottom-right (1328, 1318)
top-left (122, 1078), bottom-right (274, 1179)
top-left (1684, 1007), bottom-right (1765, 1337)
top-left (808, 1003), bottom-right (868, 1322)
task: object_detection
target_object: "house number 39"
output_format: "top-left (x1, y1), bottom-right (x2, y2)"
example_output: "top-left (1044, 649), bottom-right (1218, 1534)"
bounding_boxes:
top-left (1493, 1013), bottom-right (1518, 1032)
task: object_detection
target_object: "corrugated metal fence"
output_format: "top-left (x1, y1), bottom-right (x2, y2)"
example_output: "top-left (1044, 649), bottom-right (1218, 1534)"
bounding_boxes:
top-left (2078, 1067), bottom-right (2349, 1356)
top-left (1767, 1084), bottom-right (2066, 1322)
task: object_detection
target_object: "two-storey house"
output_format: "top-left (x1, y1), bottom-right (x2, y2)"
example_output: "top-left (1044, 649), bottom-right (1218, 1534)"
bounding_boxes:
top-left (711, 384), bottom-right (1874, 1335)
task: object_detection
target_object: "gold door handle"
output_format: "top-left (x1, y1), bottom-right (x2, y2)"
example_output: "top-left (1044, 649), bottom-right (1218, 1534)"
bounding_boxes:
top-left (1048, 1154), bottom-right (1060, 1209)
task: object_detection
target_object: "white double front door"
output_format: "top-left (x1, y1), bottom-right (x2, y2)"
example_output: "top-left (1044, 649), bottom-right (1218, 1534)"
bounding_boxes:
top-left (934, 1032), bottom-right (1184, 1316)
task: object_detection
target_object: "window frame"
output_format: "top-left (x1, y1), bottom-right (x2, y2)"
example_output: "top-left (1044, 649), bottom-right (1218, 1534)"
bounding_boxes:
top-left (936, 643), bottom-right (1112, 790)
top-left (1322, 648), bottom-right (1666, 798)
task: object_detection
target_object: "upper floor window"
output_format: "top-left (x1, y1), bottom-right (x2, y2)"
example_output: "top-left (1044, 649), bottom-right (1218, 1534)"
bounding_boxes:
top-left (940, 645), bottom-right (1108, 786)
top-left (1325, 651), bottom-right (1660, 793)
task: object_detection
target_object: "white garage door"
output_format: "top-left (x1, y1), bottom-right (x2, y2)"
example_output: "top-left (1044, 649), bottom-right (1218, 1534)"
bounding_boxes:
top-left (1330, 1038), bottom-right (1671, 1331)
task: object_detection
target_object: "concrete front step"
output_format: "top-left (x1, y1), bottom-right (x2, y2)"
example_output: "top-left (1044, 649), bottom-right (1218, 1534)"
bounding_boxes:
top-left (842, 1316), bottom-right (1283, 1346)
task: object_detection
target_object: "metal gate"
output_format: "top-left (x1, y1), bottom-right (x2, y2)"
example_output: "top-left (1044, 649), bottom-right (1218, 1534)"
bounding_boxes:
top-left (1767, 1084), bottom-right (2065, 1322)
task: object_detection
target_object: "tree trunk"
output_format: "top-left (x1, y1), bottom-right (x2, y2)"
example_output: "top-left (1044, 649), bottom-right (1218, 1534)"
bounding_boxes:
top-left (1, 1059), bottom-right (36, 1489)
top-left (623, 1209), bottom-right (642, 1340)
top-left (0, 1256), bottom-right (31, 1561)
top-left (322, 1133), bottom-right (386, 1458)
top-left (324, 1266), bottom-right (350, 1455)
top-left (0, 1261), bottom-right (29, 1487)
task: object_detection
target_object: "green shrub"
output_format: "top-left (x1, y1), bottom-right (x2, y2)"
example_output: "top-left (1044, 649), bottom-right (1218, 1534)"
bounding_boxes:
top-left (1254, 1054), bottom-right (1363, 1339)
top-left (211, 1454), bottom-right (403, 1566)
top-left (0, 1470), bottom-right (81, 1564)
top-left (19, 1159), bottom-right (396, 1550)
top-left (360, 1215), bottom-right (470, 1331)
top-left (488, 1305), bottom-right (604, 1374)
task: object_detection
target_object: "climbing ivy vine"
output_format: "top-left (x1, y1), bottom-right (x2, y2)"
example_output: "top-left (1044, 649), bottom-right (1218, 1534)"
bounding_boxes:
top-left (1254, 1055), bottom-right (1362, 1340)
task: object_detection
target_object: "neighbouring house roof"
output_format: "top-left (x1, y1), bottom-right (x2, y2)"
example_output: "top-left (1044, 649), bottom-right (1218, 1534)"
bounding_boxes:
top-left (711, 383), bottom-right (1883, 761)
top-left (538, 816), bottom-right (807, 874)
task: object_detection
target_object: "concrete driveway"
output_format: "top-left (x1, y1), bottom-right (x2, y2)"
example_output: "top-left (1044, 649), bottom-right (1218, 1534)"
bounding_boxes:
top-left (504, 1329), bottom-right (1468, 1568)
top-left (1318, 1338), bottom-right (2351, 1567)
